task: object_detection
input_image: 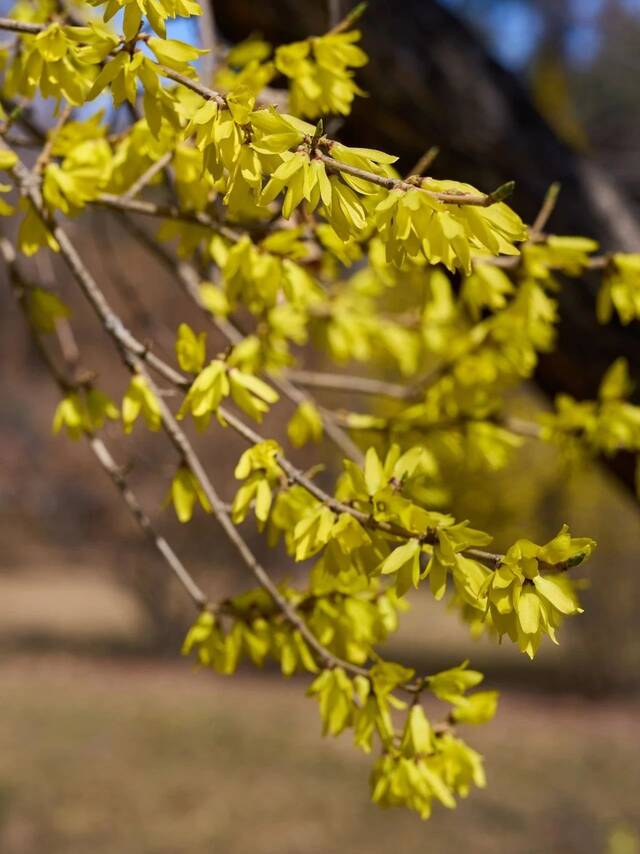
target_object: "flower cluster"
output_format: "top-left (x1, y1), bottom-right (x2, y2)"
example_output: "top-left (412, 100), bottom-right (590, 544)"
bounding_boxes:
top-left (3, 0), bottom-right (636, 824)
top-left (275, 30), bottom-right (367, 118)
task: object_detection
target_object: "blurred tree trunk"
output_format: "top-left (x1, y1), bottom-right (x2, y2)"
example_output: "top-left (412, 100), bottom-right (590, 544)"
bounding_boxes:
top-left (214, 0), bottom-right (640, 496)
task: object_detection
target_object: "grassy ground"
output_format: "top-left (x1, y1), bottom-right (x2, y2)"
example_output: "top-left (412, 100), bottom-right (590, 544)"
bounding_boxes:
top-left (1, 652), bottom-right (639, 854)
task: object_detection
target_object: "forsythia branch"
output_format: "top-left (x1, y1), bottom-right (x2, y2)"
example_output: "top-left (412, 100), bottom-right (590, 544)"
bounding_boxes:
top-left (0, 234), bottom-right (209, 610)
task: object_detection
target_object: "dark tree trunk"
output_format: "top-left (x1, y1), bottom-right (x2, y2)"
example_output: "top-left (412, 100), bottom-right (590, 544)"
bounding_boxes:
top-left (213, 0), bottom-right (640, 496)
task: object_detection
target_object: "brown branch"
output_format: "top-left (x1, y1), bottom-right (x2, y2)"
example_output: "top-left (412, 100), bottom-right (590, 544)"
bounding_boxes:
top-left (406, 145), bottom-right (440, 179)
top-left (88, 435), bottom-right (210, 609)
top-left (0, 235), bottom-right (209, 611)
top-left (1, 141), bottom-right (188, 390)
top-left (0, 16), bottom-right (43, 34)
top-left (118, 211), bottom-right (364, 463)
top-left (475, 246), bottom-right (611, 272)
top-left (148, 64), bottom-right (513, 207)
top-left (321, 406), bottom-right (543, 440)
top-left (3, 139), bottom-right (574, 578)
top-left (328, 1), bottom-right (368, 35)
top-left (94, 192), bottom-right (242, 242)
top-left (33, 102), bottom-right (72, 175)
top-left (316, 150), bottom-right (515, 207)
top-left (0, 16), bottom-right (515, 211)
top-left (284, 368), bottom-right (411, 400)
top-left (122, 151), bottom-right (173, 200)
top-left (213, 404), bottom-right (509, 568)
top-left (158, 66), bottom-right (227, 108)
top-left (3, 141), bottom-right (369, 679)
top-left (530, 182), bottom-right (561, 239)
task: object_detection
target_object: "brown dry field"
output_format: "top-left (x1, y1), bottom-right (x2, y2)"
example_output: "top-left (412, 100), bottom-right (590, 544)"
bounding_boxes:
top-left (1, 568), bottom-right (640, 854)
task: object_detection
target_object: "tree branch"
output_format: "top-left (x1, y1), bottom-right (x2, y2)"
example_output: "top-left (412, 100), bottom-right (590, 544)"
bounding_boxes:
top-left (122, 152), bottom-right (173, 200)
top-left (95, 192), bottom-right (242, 242)
top-left (0, 16), bottom-right (43, 34)
top-left (0, 234), bottom-right (209, 611)
top-left (3, 140), bottom-right (370, 679)
top-left (284, 368), bottom-right (411, 400)
top-left (316, 150), bottom-right (514, 207)
top-left (115, 205), bottom-right (364, 463)
top-left (2, 139), bottom-right (575, 577)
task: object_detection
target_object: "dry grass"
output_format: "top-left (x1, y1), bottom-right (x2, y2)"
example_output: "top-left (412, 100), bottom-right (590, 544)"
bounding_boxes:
top-left (0, 652), bottom-right (639, 854)
top-left (1, 556), bottom-right (639, 853)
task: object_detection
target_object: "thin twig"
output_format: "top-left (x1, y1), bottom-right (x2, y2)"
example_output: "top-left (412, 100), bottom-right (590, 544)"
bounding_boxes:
top-left (530, 182), bottom-right (561, 239)
top-left (328, 1), bottom-right (368, 35)
top-left (33, 249), bottom-right (81, 366)
top-left (95, 192), bottom-right (242, 242)
top-left (284, 368), bottom-right (411, 400)
top-left (33, 103), bottom-right (72, 175)
top-left (4, 140), bottom-right (367, 677)
top-left (406, 146), bottom-right (440, 179)
top-left (0, 234), bottom-right (209, 610)
top-left (317, 150), bottom-right (515, 207)
top-left (88, 436), bottom-right (210, 609)
top-left (321, 406), bottom-right (543, 441)
top-left (123, 151), bottom-right (172, 200)
top-left (119, 212), bottom-right (364, 463)
top-left (0, 17), bottom-right (514, 211)
top-left (3, 140), bottom-right (576, 577)
top-left (158, 65), bottom-right (227, 107)
top-left (139, 360), bottom-right (362, 672)
top-left (0, 16), bottom-right (43, 34)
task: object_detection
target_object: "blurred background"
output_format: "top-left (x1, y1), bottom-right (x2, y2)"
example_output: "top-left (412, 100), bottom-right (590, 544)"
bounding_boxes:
top-left (1, 0), bottom-right (640, 851)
